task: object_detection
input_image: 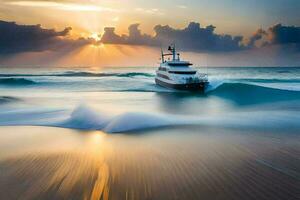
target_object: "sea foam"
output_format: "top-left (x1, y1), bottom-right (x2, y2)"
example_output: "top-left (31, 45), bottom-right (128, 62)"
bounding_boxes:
top-left (0, 104), bottom-right (300, 133)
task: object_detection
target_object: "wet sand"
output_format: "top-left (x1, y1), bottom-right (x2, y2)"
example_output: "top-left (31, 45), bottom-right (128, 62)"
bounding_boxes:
top-left (0, 126), bottom-right (299, 200)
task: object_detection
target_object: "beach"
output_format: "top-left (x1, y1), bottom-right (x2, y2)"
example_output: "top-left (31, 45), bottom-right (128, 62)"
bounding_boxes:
top-left (0, 126), bottom-right (299, 200)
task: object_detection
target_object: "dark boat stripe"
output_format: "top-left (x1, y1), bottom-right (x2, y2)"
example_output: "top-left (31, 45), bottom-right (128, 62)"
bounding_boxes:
top-left (156, 73), bottom-right (170, 80)
top-left (155, 78), bottom-right (206, 91)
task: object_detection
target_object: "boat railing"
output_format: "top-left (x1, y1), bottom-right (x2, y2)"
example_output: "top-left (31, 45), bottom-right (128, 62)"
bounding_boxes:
top-left (179, 74), bottom-right (208, 84)
top-left (197, 73), bottom-right (208, 81)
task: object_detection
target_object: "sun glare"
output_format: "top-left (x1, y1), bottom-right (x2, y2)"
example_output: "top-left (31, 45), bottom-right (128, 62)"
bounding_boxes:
top-left (91, 33), bottom-right (101, 41)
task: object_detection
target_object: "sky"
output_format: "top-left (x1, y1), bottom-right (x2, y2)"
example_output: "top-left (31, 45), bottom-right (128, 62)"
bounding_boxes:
top-left (0, 0), bottom-right (299, 67)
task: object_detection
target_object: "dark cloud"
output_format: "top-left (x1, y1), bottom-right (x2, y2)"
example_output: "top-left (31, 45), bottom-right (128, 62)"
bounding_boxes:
top-left (249, 24), bottom-right (300, 51)
top-left (100, 27), bottom-right (125, 44)
top-left (1, 20), bottom-right (299, 56)
top-left (268, 24), bottom-right (300, 45)
top-left (153, 22), bottom-right (244, 52)
top-left (0, 20), bottom-right (92, 54)
top-left (127, 24), bottom-right (158, 46)
top-left (101, 22), bottom-right (244, 52)
top-left (101, 22), bottom-right (300, 53)
top-left (101, 24), bottom-right (158, 46)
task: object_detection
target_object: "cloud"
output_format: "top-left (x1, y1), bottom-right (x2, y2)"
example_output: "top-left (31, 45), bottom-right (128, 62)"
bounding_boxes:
top-left (247, 29), bottom-right (267, 48)
top-left (268, 24), bottom-right (300, 45)
top-left (134, 7), bottom-right (164, 15)
top-left (4, 1), bottom-right (118, 12)
top-left (248, 24), bottom-right (300, 50)
top-left (101, 22), bottom-right (300, 53)
top-left (154, 22), bottom-right (244, 52)
top-left (0, 20), bottom-right (93, 54)
top-left (101, 22), bottom-right (245, 52)
top-left (101, 24), bottom-right (159, 46)
top-left (1, 19), bottom-right (299, 59)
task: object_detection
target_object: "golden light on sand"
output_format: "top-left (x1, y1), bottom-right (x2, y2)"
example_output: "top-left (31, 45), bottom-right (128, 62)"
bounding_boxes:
top-left (1, 126), bottom-right (299, 200)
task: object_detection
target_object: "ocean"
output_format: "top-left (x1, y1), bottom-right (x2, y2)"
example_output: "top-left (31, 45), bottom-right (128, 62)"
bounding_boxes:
top-left (0, 67), bottom-right (300, 132)
top-left (0, 67), bottom-right (299, 200)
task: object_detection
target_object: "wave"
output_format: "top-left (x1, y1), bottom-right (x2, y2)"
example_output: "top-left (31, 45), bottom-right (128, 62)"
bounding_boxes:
top-left (207, 82), bottom-right (300, 105)
top-left (0, 96), bottom-right (21, 104)
top-left (52, 71), bottom-right (154, 78)
top-left (0, 104), bottom-right (300, 133)
top-left (209, 82), bottom-right (299, 93)
top-left (55, 105), bottom-right (176, 132)
top-left (116, 72), bottom-right (154, 77)
top-left (56, 105), bottom-right (112, 130)
top-left (277, 70), bottom-right (291, 74)
top-left (0, 71), bottom-right (154, 78)
top-left (103, 112), bottom-right (174, 133)
top-left (235, 78), bottom-right (300, 83)
top-left (0, 78), bottom-right (36, 86)
top-left (1, 71), bottom-right (300, 101)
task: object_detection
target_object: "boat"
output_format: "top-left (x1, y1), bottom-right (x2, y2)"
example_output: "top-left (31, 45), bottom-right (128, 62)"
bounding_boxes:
top-left (155, 44), bottom-right (209, 91)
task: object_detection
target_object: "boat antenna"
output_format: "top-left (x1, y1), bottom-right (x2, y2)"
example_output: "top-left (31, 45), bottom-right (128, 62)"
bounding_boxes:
top-left (168, 43), bottom-right (176, 61)
top-left (160, 45), bottom-right (164, 63)
top-left (173, 43), bottom-right (176, 61)
top-left (204, 54), bottom-right (208, 76)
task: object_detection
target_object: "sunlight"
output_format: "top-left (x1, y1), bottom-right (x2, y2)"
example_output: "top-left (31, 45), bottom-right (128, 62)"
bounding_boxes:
top-left (6, 1), bottom-right (118, 12)
top-left (91, 43), bottom-right (105, 49)
top-left (90, 33), bottom-right (101, 41)
top-left (49, 44), bottom-right (158, 68)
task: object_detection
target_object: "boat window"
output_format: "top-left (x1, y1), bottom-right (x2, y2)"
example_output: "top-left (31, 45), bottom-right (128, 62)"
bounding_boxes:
top-left (159, 67), bottom-right (167, 71)
top-left (169, 71), bottom-right (196, 75)
top-left (157, 73), bottom-right (170, 79)
top-left (168, 63), bottom-right (192, 66)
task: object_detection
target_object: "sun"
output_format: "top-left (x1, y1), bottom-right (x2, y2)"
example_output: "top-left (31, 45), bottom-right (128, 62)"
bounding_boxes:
top-left (90, 32), bottom-right (101, 41)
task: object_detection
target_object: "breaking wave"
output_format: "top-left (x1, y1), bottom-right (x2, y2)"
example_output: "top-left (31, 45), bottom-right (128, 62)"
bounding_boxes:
top-left (0, 72), bottom-right (154, 78)
top-left (234, 78), bottom-right (300, 83)
top-left (0, 104), bottom-right (299, 133)
top-left (53, 105), bottom-right (177, 132)
top-left (0, 96), bottom-right (21, 104)
top-left (209, 82), bottom-right (300, 94)
top-left (206, 82), bottom-right (300, 105)
top-left (0, 78), bottom-right (36, 85)
top-left (55, 71), bottom-right (154, 78)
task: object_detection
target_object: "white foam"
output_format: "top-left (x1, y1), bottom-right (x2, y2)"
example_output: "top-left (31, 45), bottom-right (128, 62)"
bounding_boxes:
top-left (104, 112), bottom-right (173, 133)
top-left (56, 104), bottom-right (112, 130)
top-left (205, 78), bottom-right (226, 92)
top-left (0, 104), bottom-right (300, 133)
